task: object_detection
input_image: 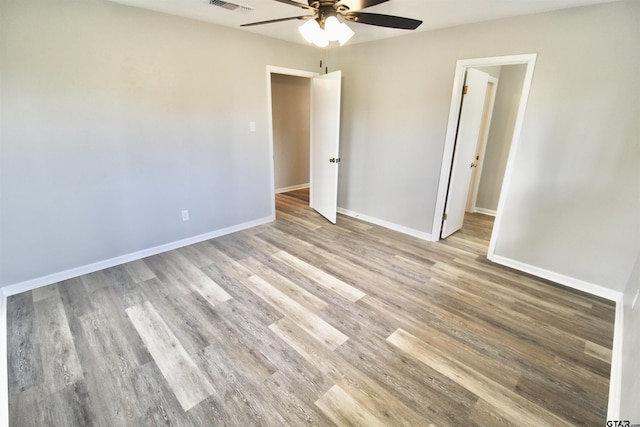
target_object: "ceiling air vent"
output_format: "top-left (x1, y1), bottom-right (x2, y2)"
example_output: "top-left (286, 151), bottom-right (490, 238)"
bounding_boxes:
top-left (208, 0), bottom-right (253, 13)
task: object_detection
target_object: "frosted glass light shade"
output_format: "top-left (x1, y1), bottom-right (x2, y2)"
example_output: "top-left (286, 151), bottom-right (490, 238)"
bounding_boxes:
top-left (299, 19), bottom-right (321, 44)
top-left (324, 16), bottom-right (341, 41)
top-left (337, 23), bottom-right (354, 45)
top-left (299, 17), bottom-right (353, 47)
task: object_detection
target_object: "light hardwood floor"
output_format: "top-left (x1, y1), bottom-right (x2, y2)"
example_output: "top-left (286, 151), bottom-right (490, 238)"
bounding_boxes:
top-left (7, 189), bottom-right (615, 426)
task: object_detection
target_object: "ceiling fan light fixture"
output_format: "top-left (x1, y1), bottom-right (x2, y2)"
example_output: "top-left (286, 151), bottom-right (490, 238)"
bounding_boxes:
top-left (324, 16), bottom-right (341, 40)
top-left (336, 22), bottom-right (354, 45)
top-left (313, 30), bottom-right (330, 47)
top-left (243, 0), bottom-right (422, 46)
top-left (299, 16), bottom-right (353, 47)
top-left (299, 18), bottom-right (321, 44)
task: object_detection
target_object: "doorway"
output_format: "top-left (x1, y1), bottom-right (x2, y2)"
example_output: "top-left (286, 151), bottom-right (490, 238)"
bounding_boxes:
top-left (440, 67), bottom-right (494, 239)
top-left (271, 73), bottom-right (311, 195)
top-left (432, 54), bottom-right (537, 260)
top-left (266, 66), bottom-right (317, 221)
top-left (266, 66), bottom-right (343, 224)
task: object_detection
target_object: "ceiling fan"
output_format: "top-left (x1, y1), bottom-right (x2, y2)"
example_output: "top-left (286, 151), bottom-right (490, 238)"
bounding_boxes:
top-left (241, 0), bottom-right (423, 47)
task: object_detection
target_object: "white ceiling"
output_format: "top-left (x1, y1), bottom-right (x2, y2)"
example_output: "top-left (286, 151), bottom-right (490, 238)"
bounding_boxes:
top-left (107, 0), bottom-right (621, 46)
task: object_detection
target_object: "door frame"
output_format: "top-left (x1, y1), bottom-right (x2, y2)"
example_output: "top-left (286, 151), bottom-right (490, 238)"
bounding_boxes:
top-left (266, 66), bottom-right (318, 220)
top-left (431, 54), bottom-right (537, 260)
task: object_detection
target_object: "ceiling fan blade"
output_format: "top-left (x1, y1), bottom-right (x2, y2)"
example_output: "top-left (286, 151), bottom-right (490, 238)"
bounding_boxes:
top-left (273, 0), bottom-right (316, 12)
top-left (343, 12), bottom-right (422, 30)
top-left (336, 0), bottom-right (389, 11)
top-left (241, 15), bottom-right (314, 27)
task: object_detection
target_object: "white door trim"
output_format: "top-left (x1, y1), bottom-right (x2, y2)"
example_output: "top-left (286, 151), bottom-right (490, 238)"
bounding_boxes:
top-left (431, 54), bottom-right (537, 263)
top-left (266, 66), bottom-right (318, 219)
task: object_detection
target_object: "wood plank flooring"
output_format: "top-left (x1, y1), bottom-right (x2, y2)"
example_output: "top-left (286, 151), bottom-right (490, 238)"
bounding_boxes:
top-left (7, 189), bottom-right (615, 426)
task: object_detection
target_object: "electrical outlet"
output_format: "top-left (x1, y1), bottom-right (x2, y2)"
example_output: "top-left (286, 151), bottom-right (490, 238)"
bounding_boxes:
top-left (249, 121), bottom-right (256, 132)
top-left (181, 210), bottom-right (190, 221)
top-left (633, 289), bottom-right (640, 309)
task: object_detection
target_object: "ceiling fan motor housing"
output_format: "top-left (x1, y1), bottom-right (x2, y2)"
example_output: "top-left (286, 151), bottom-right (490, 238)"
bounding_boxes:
top-left (317, 6), bottom-right (338, 28)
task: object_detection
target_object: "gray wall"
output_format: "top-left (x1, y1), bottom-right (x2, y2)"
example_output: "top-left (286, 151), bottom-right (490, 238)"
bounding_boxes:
top-left (475, 64), bottom-right (527, 212)
top-left (333, 0), bottom-right (639, 292)
top-left (620, 251), bottom-right (640, 421)
top-left (2, 0), bottom-right (639, 417)
top-left (271, 74), bottom-right (310, 191)
top-left (490, 3), bottom-right (639, 292)
top-left (0, 0), bottom-right (318, 287)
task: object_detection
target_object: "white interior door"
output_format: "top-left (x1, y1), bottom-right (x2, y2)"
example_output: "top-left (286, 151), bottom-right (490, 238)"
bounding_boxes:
top-left (310, 70), bottom-right (342, 224)
top-left (442, 68), bottom-right (489, 238)
top-left (466, 77), bottom-right (498, 212)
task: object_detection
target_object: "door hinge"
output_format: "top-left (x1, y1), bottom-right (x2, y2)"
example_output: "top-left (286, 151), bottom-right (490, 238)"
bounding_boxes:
top-left (443, 213), bottom-right (448, 221)
top-left (463, 85), bottom-right (468, 95)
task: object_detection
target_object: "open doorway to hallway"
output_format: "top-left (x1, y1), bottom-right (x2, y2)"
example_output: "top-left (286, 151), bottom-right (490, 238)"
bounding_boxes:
top-left (433, 54), bottom-right (537, 260)
top-left (271, 73), bottom-right (311, 196)
top-left (442, 63), bottom-right (528, 247)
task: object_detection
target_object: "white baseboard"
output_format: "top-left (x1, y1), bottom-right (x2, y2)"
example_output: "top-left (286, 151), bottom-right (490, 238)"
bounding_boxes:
top-left (472, 207), bottom-right (496, 216)
top-left (489, 253), bottom-right (624, 420)
top-left (0, 213), bottom-right (624, 427)
top-left (275, 183), bottom-right (309, 194)
top-left (0, 215), bottom-right (274, 298)
top-left (337, 207), bottom-right (434, 242)
top-left (0, 215), bottom-right (270, 427)
top-left (607, 299), bottom-right (624, 421)
top-left (488, 254), bottom-right (622, 302)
